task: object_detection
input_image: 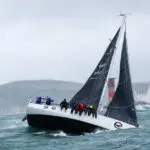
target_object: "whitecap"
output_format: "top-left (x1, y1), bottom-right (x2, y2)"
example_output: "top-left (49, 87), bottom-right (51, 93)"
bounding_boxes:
top-left (136, 105), bottom-right (145, 111)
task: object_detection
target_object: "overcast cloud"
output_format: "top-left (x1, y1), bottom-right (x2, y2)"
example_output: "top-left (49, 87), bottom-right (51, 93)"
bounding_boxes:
top-left (0, 0), bottom-right (149, 84)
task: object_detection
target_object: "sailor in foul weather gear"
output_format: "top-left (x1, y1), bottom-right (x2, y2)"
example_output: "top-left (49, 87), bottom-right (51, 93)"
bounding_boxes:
top-left (87, 105), bottom-right (91, 116)
top-left (75, 104), bottom-right (80, 114)
top-left (88, 105), bottom-right (97, 118)
top-left (84, 104), bottom-right (88, 114)
top-left (79, 103), bottom-right (86, 116)
top-left (92, 106), bottom-right (97, 118)
top-left (70, 102), bottom-right (76, 114)
top-left (36, 97), bottom-right (42, 104)
top-left (60, 99), bottom-right (69, 110)
top-left (46, 97), bottom-right (54, 105)
top-left (75, 103), bottom-right (86, 116)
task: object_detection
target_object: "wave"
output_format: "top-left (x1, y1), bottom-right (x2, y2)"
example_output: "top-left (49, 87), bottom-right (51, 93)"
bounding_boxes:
top-left (143, 104), bottom-right (150, 108)
top-left (135, 105), bottom-right (146, 111)
top-left (0, 107), bottom-right (26, 116)
top-left (83, 129), bottom-right (105, 136)
top-left (136, 104), bottom-right (150, 111)
top-left (135, 86), bottom-right (150, 104)
top-left (0, 116), bottom-right (27, 131)
top-left (32, 130), bottom-right (67, 137)
top-left (33, 131), bottom-right (46, 135)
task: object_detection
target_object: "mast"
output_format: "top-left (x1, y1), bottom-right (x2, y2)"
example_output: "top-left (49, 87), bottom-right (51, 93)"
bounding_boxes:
top-left (119, 12), bottom-right (132, 33)
top-left (98, 17), bottom-right (125, 111)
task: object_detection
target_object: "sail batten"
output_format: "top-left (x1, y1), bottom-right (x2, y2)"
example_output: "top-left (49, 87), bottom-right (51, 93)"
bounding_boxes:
top-left (104, 31), bottom-right (138, 127)
top-left (70, 27), bottom-right (121, 108)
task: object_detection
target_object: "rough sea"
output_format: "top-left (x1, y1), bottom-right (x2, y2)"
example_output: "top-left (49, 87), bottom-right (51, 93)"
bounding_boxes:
top-left (0, 105), bottom-right (150, 150)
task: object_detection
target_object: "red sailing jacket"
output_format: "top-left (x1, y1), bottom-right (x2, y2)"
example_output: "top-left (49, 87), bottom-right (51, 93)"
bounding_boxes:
top-left (76, 104), bottom-right (86, 110)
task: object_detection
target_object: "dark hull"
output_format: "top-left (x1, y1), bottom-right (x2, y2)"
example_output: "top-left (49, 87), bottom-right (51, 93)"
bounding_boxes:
top-left (27, 114), bottom-right (104, 135)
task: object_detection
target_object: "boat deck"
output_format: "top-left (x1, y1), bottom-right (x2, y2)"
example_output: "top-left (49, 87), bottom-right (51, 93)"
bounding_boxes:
top-left (26, 102), bottom-right (135, 134)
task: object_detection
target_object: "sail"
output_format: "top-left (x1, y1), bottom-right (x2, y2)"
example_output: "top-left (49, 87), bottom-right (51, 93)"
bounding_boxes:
top-left (70, 27), bottom-right (121, 108)
top-left (105, 32), bottom-right (138, 127)
top-left (107, 78), bottom-right (115, 102)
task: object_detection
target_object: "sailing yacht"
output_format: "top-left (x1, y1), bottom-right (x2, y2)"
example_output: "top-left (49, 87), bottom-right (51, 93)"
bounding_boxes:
top-left (25, 17), bottom-right (138, 134)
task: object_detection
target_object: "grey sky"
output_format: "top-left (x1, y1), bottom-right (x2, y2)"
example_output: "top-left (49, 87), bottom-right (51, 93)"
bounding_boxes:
top-left (0, 0), bottom-right (149, 84)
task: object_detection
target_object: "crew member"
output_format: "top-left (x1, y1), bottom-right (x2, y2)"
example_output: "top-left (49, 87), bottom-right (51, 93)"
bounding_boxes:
top-left (60, 99), bottom-right (69, 110)
top-left (75, 103), bottom-right (80, 114)
top-left (88, 105), bottom-right (97, 118)
top-left (75, 103), bottom-right (86, 116)
top-left (46, 97), bottom-right (54, 105)
top-left (70, 102), bottom-right (76, 114)
top-left (36, 97), bottom-right (42, 104)
top-left (79, 103), bottom-right (86, 116)
top-left (92, 106), bottom-right (97, 118)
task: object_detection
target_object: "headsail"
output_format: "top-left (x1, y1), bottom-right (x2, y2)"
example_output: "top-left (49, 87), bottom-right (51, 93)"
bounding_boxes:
top-left (70, 27), bottom-right (121, 108)
top-left (104, 32), bottom-right (138, 127)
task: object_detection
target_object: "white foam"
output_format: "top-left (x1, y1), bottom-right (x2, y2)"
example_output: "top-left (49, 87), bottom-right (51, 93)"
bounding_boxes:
top-left (143, 104), bottom-right (150, 108)
top-left (135, 105), bottom-right (145, 111)
top-left (52, 131), bottom-right (67, 137)
top-left (33, 131), bottom-right (46, 135)
top-left (135, 86), bottom-right (150, 105)
top-left (83, 129), bottom-right (104, 136)
top-left (94, 129), bottom-right (104, 134)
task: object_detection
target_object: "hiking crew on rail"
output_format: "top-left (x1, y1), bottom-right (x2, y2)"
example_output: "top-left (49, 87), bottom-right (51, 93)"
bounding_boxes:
top-left (35, 97), bottom-right (97, 118)
top-left (60, 99), bottom-right (97, 118)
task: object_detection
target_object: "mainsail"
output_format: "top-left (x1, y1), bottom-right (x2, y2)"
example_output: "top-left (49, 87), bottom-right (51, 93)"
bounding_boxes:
top-left (70, 27), bottom-right (121, 108)
top-left (104, 32), bottom-right (138, 127)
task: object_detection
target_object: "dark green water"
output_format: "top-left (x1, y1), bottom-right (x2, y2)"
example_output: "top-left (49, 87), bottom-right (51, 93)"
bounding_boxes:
top-left (0, 108), bottom-right (150, 150)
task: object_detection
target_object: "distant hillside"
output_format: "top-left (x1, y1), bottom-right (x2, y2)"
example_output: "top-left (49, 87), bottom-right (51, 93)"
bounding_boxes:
top-left (0, 79), bottom-right (149, 114)
top-left (0, 80), bottom-right (82, 114)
